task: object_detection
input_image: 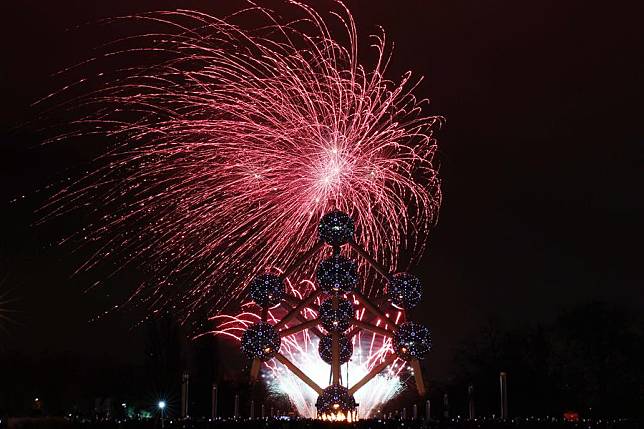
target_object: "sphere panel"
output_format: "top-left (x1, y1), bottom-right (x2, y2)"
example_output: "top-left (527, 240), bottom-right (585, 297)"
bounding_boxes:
top-left (241, 322), bottom-right (281, 362)
top-left (316, 255), bottom-right (358, 293)
top-left (393, 321), bottom-right (432, 361)
top-left (319, 211), bottom-right (355, 246)
top-left (319, 298), bottom-right (353, 333)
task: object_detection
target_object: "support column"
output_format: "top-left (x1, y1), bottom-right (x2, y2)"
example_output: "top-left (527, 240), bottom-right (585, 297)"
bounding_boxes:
top-left (411, 359), bottom-right (426, 396)
top-left (250, 358), bottom-right (261, 381)
top-left (348, 354), bottom-right (396, 395)
top-left (275, 353), bottom-right (323, 394)
top-left (331, 296), bottom-right (340, 385)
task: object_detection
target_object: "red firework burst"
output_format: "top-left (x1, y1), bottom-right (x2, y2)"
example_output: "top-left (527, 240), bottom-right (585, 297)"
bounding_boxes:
top-left (38, 1), bottom-right (442, 320)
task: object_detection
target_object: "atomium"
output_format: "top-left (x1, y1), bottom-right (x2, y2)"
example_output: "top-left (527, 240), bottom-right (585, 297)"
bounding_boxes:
top-left (318, 210), bottom-right (355, 246)
top-left (241, 322), bottom-right (281, 362)
top-left (318, 333), bottom-right (353, 365)
top-left (234, 211), bottom-right (434, 421)
top-left (315, 385), bottom-right (357, 415)
top-left (316, 255), bottom-right (358, 294)
top-left (387, 272), bottom-right (422, 309)
top-left (392, 322), bottom-right (432, 361)
top-left (319, 298), bottom-right (354, 333)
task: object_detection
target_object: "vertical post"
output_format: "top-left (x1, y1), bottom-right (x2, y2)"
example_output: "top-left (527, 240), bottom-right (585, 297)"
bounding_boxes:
top-left (443, 393), bottom-right (449, 418)
top-left (261, 404), bottom-right (265, 419)
top-left (250, 358), bottom-right (261, 381)
top-left (425, 399), bottom-right (431, 420)
top-left (402, 407), bottom-right (407, 419)
top-left (413, 404), bottom-right (418, 420)
top-left (250, 400), bottom-right (255, 419)
top-left (234, 394), bottom-right (239, 419)
top-left (270, 407), bottom-right (274, 418)
top-left (468, 384), bottom-right (475, 420)
top-left (411, 359), bottom-right (426, 396)
top-left (211, 384), bottom-right (217, 419)
top-left (500, 372), bottom-right (508, 420)
top-left (331, 296), bottom-right (340, 385)
top-left (181, 371), bottom-right (189, 419)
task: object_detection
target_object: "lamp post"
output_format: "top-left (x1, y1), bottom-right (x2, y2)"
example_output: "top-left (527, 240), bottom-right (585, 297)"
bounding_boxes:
top-left (500, 372), bottom-right (508, 420)
top-left (158, 401), bottom-right (166, 429)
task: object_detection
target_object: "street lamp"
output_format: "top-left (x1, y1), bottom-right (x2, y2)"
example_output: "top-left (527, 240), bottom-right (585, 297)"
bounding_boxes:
top-left (158, 401), bottom-right (166, 429)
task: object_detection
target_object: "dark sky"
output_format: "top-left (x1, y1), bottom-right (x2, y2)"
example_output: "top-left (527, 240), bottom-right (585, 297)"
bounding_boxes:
top-left (0, 0), bottom-right (642, 380)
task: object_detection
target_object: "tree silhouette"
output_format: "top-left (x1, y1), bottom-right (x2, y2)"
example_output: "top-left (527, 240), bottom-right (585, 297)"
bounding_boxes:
top-left (452, 301), bottom-right (644, 418)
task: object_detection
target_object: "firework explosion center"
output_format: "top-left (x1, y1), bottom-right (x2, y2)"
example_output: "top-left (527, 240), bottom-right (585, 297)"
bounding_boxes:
top-left (239, 211), bottom-right (432, 421)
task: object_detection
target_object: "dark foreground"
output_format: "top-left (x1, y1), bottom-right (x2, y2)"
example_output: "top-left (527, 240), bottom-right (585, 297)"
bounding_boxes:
top-left (4, 418), bottom-right (641, 429)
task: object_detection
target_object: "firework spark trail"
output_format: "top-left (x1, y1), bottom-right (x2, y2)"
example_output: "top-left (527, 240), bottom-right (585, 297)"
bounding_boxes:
top-left (38, 1), bottom-right (441, 319)
top-left (0, 275), bottom-right (19, 339)
top-left (206, 285), bottom-right (408, 419)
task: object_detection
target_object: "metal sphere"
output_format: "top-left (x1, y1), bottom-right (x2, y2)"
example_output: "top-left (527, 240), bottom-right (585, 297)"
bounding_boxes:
top-left (241, 322), bottom-right (281, 362)
top-left (318, 333), bottom-right (353, 365)
top-left (393, 322), bottom-right (432, 361)
top-left (316, 255), bottom-right (358, 294)
top-left (248, 273), bottom-right (285, 307)
top-left (318, 210), bottom-right (354, 246)
top-left (387, 272), bottom-right (422, 309)
top-left (319, 298), bottom-right (353, 333)
top-left (315, 385), bottom-right (357, 415)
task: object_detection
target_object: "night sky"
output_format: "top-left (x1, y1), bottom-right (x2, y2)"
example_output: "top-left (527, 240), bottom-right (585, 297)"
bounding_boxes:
top-left (1, 0), bottom-right (642, 381)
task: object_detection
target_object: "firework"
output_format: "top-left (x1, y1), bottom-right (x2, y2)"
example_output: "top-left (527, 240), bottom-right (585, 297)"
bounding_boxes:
top-left (38, 1), bottom-right (441, 319)
top-left (0, 275), bottom-right (18, 340)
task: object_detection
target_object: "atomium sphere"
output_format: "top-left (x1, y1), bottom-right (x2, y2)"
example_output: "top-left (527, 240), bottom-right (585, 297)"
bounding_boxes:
top-left (241, 322), bottom-right (281, 362)
top-left (318, 210), bottom-right (354, 246)
top-left (319, 298), bottom-right (353, 333)
top-left (386, 272), bottom-right (422, 309)
top-left (318, 333), bottom-right (353, 365)
top-left (392, 322), bottom-right (432, 361)
top-left (248, 273), bottom-right (285, 307)
top-left (315, 385), bottom-right (357, 414)
top-left (316, 255), bottom-right (358, 294)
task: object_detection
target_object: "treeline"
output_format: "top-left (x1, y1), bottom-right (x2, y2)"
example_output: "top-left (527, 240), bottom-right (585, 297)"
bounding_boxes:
top-left (446, 301), bottom-right (644, 418)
